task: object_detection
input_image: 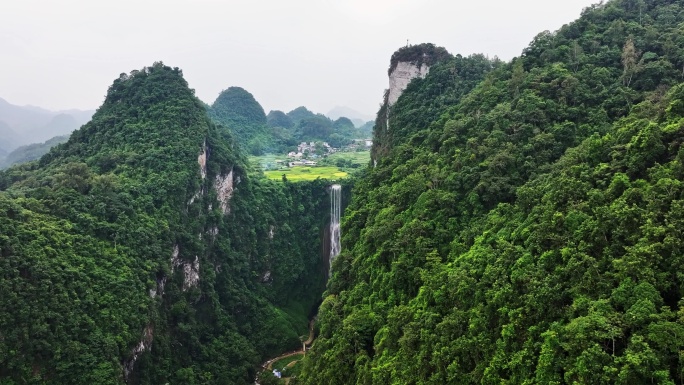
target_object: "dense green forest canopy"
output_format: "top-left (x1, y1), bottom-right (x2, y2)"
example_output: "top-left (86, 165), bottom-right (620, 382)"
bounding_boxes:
top-left (301, 0), bottom-right (684, 384)
top-left (208, 86), bottom-right (272, 155)
top-left (0, 63), bottom-right (331, 385)
top-left (279, 107), bottom-right (372, 148)
top-left (4, 0), bottom-right (684, 383)
top-left (267, 110), bottom-right (295, 129)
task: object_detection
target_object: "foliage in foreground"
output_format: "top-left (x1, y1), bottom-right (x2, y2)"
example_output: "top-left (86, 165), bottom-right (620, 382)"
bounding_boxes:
top-left (302, 0), bottom-right (684, 383)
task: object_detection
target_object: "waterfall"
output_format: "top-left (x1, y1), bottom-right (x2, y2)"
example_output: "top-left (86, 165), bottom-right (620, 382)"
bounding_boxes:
top-left (329, 184), bottom-right (342, 268)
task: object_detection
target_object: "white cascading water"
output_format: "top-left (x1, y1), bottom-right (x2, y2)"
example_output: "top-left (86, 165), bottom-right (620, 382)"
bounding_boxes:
top-left (329, 184), bottom-right (342, 267)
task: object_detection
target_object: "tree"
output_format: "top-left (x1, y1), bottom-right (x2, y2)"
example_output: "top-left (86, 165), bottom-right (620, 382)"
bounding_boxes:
top-left (622, 38), bottom-right (639, 87)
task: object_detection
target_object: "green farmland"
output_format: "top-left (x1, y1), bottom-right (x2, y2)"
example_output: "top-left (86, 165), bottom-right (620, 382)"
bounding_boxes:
top-left (264, 166), bottom-right (347, 181)
top-left (251, 149), bottom-right (370, 182)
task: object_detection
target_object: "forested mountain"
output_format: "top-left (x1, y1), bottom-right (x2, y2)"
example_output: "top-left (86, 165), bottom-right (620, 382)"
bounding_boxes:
top-left (270, 106), bottom-right (372, 148)
top-left (210, 91), bottom-right (371, 155)
top-left (301, 0), bottom-right (684, 383)
top-left (0, 63), bottom-right (330, 384)
top-left (208, 87), bottom-right (272, 156)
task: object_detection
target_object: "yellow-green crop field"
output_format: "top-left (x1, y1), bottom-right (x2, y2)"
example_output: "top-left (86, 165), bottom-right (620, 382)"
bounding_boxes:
top-left (264, 166), bottom-right (348, 181)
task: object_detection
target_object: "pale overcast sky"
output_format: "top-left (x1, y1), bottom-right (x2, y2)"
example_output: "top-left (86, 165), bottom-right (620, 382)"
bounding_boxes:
top-left (1, 0), bottom-right (598, 117)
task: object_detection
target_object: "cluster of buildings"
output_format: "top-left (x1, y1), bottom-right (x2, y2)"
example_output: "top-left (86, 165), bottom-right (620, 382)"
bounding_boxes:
top-left (275, 139), bottom-right (372, 168)
top-left (287, 141), bottom-right (334, 159)
top-left (284, 142), bottom-right (333, 167)
top-left (284, 159), bottom-right (317, 167)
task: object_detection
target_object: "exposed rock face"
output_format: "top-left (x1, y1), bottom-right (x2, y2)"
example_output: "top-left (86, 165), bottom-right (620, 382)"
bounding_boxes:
top-left (198, 140), bottom-right (207, 179)
top-left (149, 276), bottom-right (166, 298)
top-left (123, 324), bottom-right (154, 381)
top-left (188, 190), bottom-right (201, 205)
top-left (209, 226), bottom-right (219, 238)
top-left (215, 168), bottom-right (234, 215)
top-left (182, 256), bottom-right (200, 290)
top-left (170, 244), bottom-right (180, 272)
top-left (388, 61), bottom-right (430, 106)
top-left (170, 244), bottom-right (200, 291)
top-left (261, 270), bottom-right (272, 283)
top-left (189, 141), bottom-right (208, 206)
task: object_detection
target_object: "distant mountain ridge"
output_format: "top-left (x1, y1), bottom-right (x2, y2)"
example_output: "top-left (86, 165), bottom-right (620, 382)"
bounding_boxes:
top-left (0, 97), bottom-right (94, 154)
top-left (208, 90), bottom-right (373, 155)
top-left (326, 106), bottom-right (373, 127)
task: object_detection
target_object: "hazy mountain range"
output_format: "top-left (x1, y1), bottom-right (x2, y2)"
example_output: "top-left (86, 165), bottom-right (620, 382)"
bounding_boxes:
top-left (326, 106), bottom-right (374, 127)
top-left (0, 97), bottom-right (93, 155)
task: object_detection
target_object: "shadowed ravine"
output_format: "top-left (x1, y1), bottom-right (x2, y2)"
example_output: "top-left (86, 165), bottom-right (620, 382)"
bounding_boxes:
top-left (255, 184), bottom-right (342, 383)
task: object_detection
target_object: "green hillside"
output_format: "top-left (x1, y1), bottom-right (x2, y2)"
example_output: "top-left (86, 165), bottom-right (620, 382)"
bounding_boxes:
top-left (301, 0), bottom-right (684, 384)
top-left (0, 63), bottom-right (329, 385)
top-left (208, 86), bottom-right (272, 155)
top-left (3, 0), bottom-right (684, 383)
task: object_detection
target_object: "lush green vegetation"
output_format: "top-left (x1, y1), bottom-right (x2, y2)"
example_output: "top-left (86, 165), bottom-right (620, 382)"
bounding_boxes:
top-left (251, 150), bottom-right (370, 180)
top-left (209, 90), bottom-right (371, 156)
top-left (270, 106), bottom-right (372, 150)
top-left (321, 150), bottom-right (371, 170)
top-left (208, 86), bottom-right (273, 156)
top-left (301, 0), bottom-right (684, 384)
top-left (4, 0), bottom-right (684, 383)
top-left (0, 63), bottom-right (331, 384)
top-left (273, 353), bottom-right (304, 371)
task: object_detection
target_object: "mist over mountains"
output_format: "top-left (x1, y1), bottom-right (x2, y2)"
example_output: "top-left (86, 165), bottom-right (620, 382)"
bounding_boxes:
top-left (326, 106), bottom-right (374, 127)
top-left (0, 97), bottom-right (93, 154)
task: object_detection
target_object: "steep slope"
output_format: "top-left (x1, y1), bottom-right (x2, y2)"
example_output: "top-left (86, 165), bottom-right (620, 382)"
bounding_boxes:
top-left (266, 110), bottom-right (298, 151)
top-left (302, 0), bottom-right (684, 384)
top-left (267, 110), bottom-right (295, 129)
top-left (0, 63), bottom-right (329, 385)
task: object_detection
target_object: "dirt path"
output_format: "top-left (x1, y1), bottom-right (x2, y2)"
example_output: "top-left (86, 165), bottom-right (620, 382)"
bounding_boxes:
top-left (265, 350), bottom-right (303, 370)
top-left (255, 319), bottom-right (316, 384)
top-left (303, 318), bottom-right (315, 346)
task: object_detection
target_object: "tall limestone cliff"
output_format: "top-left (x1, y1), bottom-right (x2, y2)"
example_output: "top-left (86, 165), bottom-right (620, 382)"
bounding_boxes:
top-left (387, 62), bottom-right (428, 106)
top-left (371, 43), bottom-right (491, 162)
top-left (387, 44), bottom-right (451, 106)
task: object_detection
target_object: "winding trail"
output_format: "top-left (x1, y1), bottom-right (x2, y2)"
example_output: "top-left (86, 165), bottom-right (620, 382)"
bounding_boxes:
top-left (303, 318), bottom-right (316, 346)
top-left (255, 319), bottom-right (316, 384)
